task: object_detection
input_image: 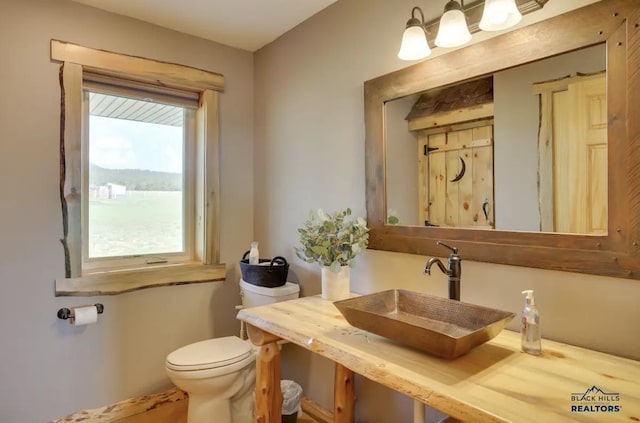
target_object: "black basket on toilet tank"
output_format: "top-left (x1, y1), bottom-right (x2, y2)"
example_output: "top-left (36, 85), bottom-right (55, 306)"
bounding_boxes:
top-left (240, 251), bottom-right (289, 287)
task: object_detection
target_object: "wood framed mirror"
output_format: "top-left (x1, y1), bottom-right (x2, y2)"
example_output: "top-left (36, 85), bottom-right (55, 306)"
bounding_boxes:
top-left (365, 0), bottom-right (640, 279)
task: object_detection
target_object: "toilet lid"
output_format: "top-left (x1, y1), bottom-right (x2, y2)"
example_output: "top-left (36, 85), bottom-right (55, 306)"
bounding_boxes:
top-left (166, 336), bottom-right (253, 371)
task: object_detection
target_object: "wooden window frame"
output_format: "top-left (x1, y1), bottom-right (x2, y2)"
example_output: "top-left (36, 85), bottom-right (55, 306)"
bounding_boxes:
top-left (52, 40), bottom-right (226, 296)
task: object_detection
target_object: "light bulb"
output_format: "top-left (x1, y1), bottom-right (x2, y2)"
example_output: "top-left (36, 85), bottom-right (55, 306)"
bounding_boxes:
top-left (398, 26), bottom-right (431, 60)
top-left (480, 0), bottom-right (522, 31)
top-left (435, 7), bottom-right (471, 48)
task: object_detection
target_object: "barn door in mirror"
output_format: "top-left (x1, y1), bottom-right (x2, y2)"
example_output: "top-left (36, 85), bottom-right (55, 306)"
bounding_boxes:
top-left (386, 77), bottom-right (495, 230)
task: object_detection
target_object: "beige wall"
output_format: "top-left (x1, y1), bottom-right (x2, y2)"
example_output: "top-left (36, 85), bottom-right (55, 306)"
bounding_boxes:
top-left (254, 0), bottom-right (640, 419)
top-left (0, 0), bottom-right (253, 421)
top-left (385, 94), bottom-right (419, 226)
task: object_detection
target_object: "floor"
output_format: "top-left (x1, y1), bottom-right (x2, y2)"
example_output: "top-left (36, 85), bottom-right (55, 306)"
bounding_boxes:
top-left (298, 412), bottom-right (321, 423)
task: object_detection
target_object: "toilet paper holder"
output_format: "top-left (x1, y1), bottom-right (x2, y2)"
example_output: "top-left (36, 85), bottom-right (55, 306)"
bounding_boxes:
top-left (57, 303), bottom-right (104, 320)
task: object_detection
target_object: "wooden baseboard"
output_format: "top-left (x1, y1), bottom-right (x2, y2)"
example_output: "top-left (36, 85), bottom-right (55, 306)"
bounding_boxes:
top-left (50, 388), bottom-right (188, 423)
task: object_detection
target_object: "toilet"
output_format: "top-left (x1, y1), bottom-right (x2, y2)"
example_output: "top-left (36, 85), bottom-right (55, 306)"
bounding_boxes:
top-left (165, 280), bottom-right (300, 423)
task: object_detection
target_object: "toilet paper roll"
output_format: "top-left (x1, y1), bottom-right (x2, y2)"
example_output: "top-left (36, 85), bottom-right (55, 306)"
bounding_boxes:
top-left (71, 306), bottom-right (98, 326)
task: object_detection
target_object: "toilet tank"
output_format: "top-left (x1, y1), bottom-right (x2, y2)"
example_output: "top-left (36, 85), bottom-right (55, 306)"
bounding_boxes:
top-left (240, 279), bottom-right (300, 308)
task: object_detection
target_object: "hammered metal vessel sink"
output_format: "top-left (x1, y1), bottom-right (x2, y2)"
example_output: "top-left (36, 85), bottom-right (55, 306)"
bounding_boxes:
top-left (334, 289), bottom-right (515, 359)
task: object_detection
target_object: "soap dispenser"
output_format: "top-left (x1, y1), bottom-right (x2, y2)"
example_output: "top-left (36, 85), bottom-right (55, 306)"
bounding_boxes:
top-left (521, 290), bottom-right (541, 355)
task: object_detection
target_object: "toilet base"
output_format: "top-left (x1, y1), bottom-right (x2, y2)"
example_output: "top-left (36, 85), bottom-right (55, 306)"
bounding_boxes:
top-left (187, 394), bottom-right (232, 423)
top-left (186, 388), bottom-right (254, 423)
top-left (176, 362), bottom-right (255, 423)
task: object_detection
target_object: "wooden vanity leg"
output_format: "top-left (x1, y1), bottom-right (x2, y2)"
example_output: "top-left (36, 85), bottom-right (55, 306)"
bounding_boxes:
top-left (255, 342), bottom-right (283, 423)
top-left (246, 324), bottom-right (283, 423)
top-left (333, 363), bottom-right (355, 423)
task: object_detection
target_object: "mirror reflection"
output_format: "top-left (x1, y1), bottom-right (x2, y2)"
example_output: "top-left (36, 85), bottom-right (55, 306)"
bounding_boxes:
top-left (385, 44), bottom-right (606, 234)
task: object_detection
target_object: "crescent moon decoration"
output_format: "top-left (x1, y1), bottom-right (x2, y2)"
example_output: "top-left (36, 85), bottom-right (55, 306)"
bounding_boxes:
top-left (450, 157), bottom-right (466, 182)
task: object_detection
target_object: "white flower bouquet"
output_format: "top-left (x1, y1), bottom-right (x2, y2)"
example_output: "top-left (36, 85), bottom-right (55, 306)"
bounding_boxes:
top-left (295, 208), bottom-right (369, 273)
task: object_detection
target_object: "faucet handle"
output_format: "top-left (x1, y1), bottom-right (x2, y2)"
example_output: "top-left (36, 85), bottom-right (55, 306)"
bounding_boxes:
top-left (436, 241), bottom-right (458, 255)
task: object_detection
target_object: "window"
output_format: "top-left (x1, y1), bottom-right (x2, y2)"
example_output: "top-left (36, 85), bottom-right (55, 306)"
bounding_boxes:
top-left (82, 80), bottom-right (197, 271)
top-left (52, 40), bottom-right (226, 295)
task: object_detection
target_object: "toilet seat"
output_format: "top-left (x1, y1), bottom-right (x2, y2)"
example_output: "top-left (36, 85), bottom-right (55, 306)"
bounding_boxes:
top-left (166, 336), bottom-right (252, 372)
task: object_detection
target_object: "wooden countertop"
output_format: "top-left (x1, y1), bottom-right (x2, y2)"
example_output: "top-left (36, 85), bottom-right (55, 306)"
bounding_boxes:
top-left (237, 295), bottom-right (640, 422)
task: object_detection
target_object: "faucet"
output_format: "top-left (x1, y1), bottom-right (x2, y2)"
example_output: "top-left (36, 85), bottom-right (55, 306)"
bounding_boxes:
top-left (424, 241), bottom-right (462, 301)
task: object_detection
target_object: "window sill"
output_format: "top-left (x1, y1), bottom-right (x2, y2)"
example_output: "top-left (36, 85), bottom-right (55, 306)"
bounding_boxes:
top-left (55, 263), bottom-right (226, 296)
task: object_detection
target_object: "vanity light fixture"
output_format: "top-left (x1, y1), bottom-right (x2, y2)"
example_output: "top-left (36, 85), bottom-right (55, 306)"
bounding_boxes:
top-left (399, 0), bottom-right (543, 61)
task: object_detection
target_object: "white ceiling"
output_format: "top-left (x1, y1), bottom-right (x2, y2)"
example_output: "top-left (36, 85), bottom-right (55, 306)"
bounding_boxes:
top-left (71, 0), bottom-right (339, 52)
